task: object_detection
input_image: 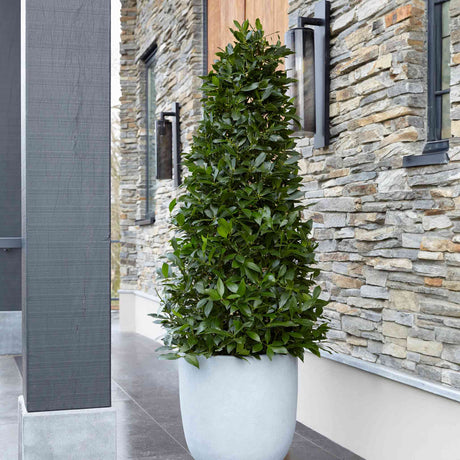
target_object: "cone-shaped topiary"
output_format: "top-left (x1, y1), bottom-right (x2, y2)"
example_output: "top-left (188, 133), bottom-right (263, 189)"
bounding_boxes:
top-left (151, 19), bottom-right (328, 368)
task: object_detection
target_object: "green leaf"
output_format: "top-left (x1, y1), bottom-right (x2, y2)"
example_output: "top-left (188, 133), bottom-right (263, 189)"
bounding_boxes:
top-left (254, 152), bottom-right (266, 167)
top-left (237, 280), bottom-right (246, 295)
top-left (271, 346), bottom-right (288, 354)
top-left (246, 261), bottom-right (261, 273)
top-left (239, 304), bottom-right (252, 316)
top-left (247, 331), bottom-right (261, 342)
top-left (226, 282), bottom-right (239, 293)
top-left (184, 355), bottom-right (200, 368)
top-left (204, 300), bottom-right (214, 317)
top-left (279, 292), bottom-right (289, 307)
top-left (169, 198), bottom-right (177, 212)
top-left (217, 218), bottom-right (232, 238)
top-left (158, 353), bottom-right (179, 360)
top-left (267, 346), bottom-right (274, 360)
top-left (217, 278), bottom-right (225, 297)
top-left (197, 298), bottom-right (208, 309)
top-left (241, 82), bottom-right (259, 91)
top-left (161, 263), bottom-right (169, 278)
top-left (209, 289), bottom-right (221, 301)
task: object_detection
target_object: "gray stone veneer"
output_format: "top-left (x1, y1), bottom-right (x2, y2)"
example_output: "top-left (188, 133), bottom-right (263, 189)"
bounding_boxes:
top-left (119, 0), bottom-right (460, 389)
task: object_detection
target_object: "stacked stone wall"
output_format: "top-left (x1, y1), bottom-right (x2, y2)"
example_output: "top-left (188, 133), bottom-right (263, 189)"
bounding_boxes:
top-left (120, 0), bottom-right (460, 389)
top-left (120, 0), bottom-right (204, 293)
top-left (289, 0), bottom-right (460, 388)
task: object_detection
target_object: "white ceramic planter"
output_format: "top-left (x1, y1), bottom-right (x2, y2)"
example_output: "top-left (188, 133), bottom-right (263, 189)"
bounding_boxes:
top-left (179, 354), bottom-right (298, 460)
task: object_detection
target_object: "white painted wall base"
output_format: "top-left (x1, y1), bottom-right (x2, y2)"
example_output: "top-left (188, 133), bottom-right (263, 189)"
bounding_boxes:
top-left (298, 354), bottom-right (460, 460)
top-left (119, 290), bottom-right (460, 460)
top-left (0, 311), bottom-right (22, 355)
top-left (119, 290), bottom-right (165, 342)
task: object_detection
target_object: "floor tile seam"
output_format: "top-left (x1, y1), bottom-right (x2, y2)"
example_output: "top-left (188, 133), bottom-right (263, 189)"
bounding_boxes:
top-left (111, 376), bottom-right (190, 454)
top-left (294, 430), bottom-right (343, 460)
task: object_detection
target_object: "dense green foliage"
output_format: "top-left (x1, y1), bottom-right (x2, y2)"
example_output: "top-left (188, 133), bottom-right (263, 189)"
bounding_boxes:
top-left (151, 20), bottom-right (328, 368)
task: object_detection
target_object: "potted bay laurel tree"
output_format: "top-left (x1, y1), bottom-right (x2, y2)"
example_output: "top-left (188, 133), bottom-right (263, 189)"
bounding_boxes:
top-left (151, 19), bottom-right (328, 460)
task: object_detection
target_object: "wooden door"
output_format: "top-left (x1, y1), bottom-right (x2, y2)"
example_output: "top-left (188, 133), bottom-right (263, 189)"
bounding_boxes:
top-left (206, 0), bottom-right (288, 71)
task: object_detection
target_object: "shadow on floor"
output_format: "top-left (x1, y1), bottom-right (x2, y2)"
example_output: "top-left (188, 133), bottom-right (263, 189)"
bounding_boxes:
top-left (0, 317), bottom-right (363, 460)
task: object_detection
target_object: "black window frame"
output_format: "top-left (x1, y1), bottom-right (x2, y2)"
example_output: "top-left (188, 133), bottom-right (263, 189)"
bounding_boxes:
top-left (136, 45), bottom-right (158, 226)
top-left (403, 0), bottom-right (451, 168)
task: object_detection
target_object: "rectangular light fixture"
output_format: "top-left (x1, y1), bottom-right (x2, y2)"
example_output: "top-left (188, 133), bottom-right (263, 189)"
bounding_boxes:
top-left (156, 119), bottom-right (173, 180)
top-left (155, 102), bottom-right (182, 186)
top-left (285, 0), bottom-right (330, 148)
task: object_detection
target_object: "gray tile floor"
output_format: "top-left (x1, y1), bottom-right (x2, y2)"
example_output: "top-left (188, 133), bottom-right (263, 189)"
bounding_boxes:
top-left (0, 317), bottom-right (363, 460)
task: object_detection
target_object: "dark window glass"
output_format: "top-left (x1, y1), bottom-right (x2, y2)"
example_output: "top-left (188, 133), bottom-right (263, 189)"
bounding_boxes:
top-left (146, 52), bottom-right (157, 218)
top-left (428, 0), bottom-right (451, 143)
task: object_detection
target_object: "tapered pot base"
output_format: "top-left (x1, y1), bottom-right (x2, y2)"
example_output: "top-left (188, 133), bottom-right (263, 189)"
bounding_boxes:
top-left (179, 355), bottom-right (298, 460)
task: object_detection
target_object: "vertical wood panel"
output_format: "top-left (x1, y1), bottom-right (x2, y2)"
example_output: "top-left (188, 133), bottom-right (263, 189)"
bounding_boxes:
top-left (207, 0), bottom-right (245, 71)
top-left (22, 0), bottom-right (111, 412)
top-left (206, 0), bottom-right (288, 72)
top-left (0, 0), bottom-right (21, 312)
top-left (245, 0), bottom-right (288, 45)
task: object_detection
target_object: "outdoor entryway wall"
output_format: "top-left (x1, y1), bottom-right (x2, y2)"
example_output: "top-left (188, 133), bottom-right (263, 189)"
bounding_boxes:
top-left (119, 1), bottom-right (460, 458)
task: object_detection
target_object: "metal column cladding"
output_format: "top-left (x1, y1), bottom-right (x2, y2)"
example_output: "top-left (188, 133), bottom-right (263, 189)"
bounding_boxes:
top-left (21, 0), bottom-right (111, 412)
top-left (0, 0), bottom-right (21, 312)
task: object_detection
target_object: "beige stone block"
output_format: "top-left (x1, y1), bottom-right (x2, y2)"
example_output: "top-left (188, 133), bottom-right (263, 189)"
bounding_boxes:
top-left (344, 26), bottom-right (373, 49)
top-left (452, 120), bottom-right (460, 137)
top-left (382, 342), bottom-right (407, 358)
top-left (422, 214), bottom-right (452, 231)
top-left (369, 258), bottom-right (413, 272)
top-left (355, 227), bottom-right (397, 241)
top-left (382, 321), bottom-right (410, 339)
top-left (353, 107), bottom-right (414, 129)
top-left (306, 161), bottom-right (326, 174)
top-left (420, 237), bottom-right (460, 253)
top-left (329, 102), bottom-right (339, 118)
top-left (328, 302), bottom-right (358, 315)
top-left (430, 188), bottom-right (455, 198)
top-left (347, 337), bottom-right (368, 346)
top-left (385, 5), bottom-right (416, 27)
top-left (346, 184), bottom-right (377, 197)
top-left (443, 281), bottom-right (460, 292)
top-left (331, 8), bottom-right (355, 34)
top-left (336, 87), bottom-right (356, 102)
top-left (407, 337), bottom-right (442, 357)
top-left (332, 274), bottom-right (363, 289)
top-left (424, 277), bottom-right (443, 287)
top-left (380, 127), bottom-right (419, 147)
top-left (348, 213), bottom-right (384, 226)
top-left (324, 186), bottom-right (344, 197)
top-left (417, 251), bottom-right (444, 261)
top-left (389, 290), bottom-right (419, 312)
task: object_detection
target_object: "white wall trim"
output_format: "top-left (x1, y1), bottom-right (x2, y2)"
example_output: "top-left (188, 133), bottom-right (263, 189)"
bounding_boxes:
top-left (119, 290), bottom-right (164, 342)
top-left (118, 289), bottom-right (159, 303)
top-left (321, 351), bottom-right (460, 403)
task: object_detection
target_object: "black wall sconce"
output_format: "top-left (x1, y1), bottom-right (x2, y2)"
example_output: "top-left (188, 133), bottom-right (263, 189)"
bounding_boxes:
top-left (156, 102), bottom-right (181, 186)
top-left (285, 0), bottom-right (330, 148)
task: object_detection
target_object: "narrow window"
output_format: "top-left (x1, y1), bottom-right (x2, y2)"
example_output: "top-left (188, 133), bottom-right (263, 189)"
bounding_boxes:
top-left (427, 0), bottom-right (451, 145)
top-left (404, 0), bottom-right (451, 167)
top-left (145, 50), bottom-right (157, 222)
